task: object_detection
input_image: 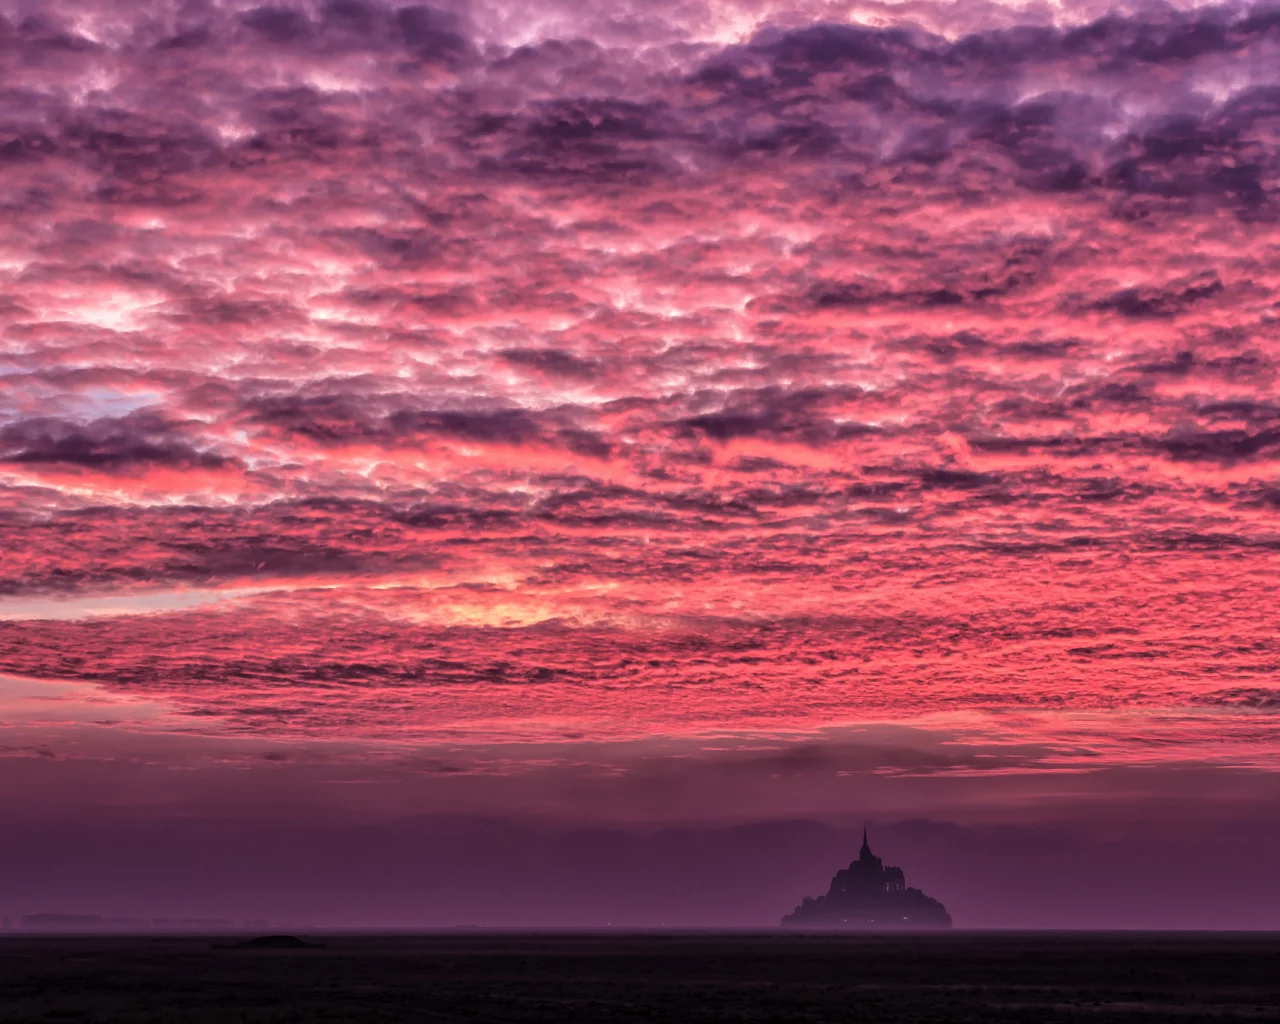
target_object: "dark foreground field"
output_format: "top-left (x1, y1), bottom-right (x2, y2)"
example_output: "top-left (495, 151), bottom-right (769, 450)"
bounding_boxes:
top-left (2, 932), bottom-right (1279, 1023)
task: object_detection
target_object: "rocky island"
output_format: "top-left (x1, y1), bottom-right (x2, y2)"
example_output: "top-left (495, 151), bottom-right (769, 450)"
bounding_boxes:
top-left (781, 826), bottom-right (952, 929)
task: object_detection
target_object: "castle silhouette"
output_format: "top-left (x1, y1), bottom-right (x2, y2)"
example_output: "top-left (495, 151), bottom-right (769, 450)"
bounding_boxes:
top-left (781, 825), bottom-right (952, 929)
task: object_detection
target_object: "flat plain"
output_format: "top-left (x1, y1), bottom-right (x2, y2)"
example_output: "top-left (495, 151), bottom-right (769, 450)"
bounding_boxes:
top-left (1, 932), bottom-right (1278, 1023)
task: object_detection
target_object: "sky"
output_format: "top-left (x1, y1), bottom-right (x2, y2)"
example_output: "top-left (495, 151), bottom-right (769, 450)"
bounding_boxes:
top-left (3, 0), bottom-right (1280, 929)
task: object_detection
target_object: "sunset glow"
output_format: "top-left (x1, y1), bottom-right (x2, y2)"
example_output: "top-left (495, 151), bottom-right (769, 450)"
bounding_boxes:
top-left (4, 0), bottom-right (1280, 928)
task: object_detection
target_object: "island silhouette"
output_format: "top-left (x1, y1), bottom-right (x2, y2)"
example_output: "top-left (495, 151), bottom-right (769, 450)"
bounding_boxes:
top-left (781, 826), bottom-right (952, 929)
top-left (221, 935), bottom-right (325, 950)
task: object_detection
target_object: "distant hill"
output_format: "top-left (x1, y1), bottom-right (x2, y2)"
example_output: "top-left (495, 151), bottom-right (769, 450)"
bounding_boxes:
top-left (229, 935), bottom-right (324, 949)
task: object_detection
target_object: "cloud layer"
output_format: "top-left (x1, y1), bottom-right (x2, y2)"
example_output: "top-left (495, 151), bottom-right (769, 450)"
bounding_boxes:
top-left (3, 1), bottom-right (1280, 770)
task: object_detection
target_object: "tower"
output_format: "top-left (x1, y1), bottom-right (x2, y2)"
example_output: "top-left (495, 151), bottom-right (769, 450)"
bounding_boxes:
top-left (859, 821), bottom-right (873, 862)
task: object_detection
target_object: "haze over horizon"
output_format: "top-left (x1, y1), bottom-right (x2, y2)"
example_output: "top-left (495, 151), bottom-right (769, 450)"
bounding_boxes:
top-left (3, 0), bottom-right (1280, 930)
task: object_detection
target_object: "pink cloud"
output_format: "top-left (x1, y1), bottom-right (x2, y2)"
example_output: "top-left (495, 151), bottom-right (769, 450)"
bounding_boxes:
top-left (0, 0), bottom-right (1278, 794)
